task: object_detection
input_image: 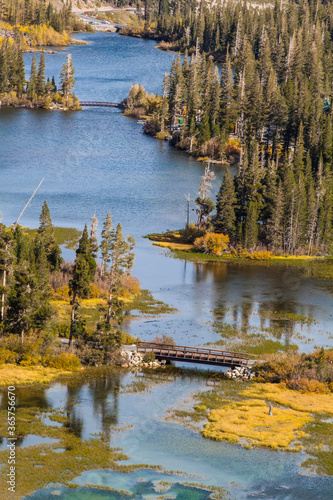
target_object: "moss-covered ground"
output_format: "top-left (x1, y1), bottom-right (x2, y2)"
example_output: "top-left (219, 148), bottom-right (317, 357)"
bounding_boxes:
top-left (24, 226), bottom-right (82, 250)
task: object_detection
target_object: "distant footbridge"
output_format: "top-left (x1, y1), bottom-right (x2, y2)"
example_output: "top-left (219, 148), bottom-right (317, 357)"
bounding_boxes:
top-left (80, 101), bottom-right (122, 108)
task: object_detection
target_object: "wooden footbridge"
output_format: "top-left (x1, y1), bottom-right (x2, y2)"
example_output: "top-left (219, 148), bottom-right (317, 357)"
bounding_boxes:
top-left (80, 101), bottom-right (122, 108)
top-left (136, 342), bottom-right (257, 368)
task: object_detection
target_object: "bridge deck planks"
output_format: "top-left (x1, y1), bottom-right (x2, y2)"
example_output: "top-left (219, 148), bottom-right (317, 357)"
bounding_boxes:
top-left (137, 342), bottom-right (257, 368)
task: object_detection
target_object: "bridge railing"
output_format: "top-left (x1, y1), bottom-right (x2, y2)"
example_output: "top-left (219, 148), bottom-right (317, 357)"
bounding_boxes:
top-left (79, 101), bottom-right (122, 107)
top-left (136, 342), bottom-right (257, 366)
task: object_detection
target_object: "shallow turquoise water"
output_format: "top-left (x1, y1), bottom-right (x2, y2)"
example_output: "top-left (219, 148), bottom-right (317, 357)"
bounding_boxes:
top-left (0, 370), bottom-right (329, 500)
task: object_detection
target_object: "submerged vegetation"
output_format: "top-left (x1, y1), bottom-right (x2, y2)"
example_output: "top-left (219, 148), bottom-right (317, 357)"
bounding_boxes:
top-left (0, 403), bottom-right (130, 499)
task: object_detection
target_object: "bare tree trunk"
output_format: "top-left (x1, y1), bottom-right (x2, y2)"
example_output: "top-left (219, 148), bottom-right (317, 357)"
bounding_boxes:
top-left (106, 265), bottom-right (115, 325)
top-left (1, 266), bottom-right (6, 321)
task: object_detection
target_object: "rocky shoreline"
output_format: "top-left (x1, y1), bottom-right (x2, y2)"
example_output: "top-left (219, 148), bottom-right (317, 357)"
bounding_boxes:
top-left (120, 348), bottom-right (165, 368)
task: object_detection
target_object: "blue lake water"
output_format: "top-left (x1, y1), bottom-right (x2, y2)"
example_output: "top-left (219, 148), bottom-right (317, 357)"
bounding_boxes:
top-left (1, 32), bottom-right (333, 499)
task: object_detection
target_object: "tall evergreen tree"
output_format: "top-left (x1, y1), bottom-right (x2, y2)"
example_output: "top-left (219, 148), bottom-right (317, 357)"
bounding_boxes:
top-left (38, 201), bottom-right (62, 271)
top-left (36, 51), bottom-right (45, 96)
top-left (59, 53), bottom-right (75, 101)
top-left (215, 169), bottom-right (237, 239)
top-left (28, 53), bottom-right (37, 98)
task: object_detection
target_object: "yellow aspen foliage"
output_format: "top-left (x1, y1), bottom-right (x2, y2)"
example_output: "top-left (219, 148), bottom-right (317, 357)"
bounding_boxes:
top-left (194, 232), bottom-right (229, 255)
top-left (19, 24), bottom-right (71, 46)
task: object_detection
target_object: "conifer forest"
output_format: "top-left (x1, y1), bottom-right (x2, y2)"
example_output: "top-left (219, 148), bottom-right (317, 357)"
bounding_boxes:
top-left (126, 0), bottom-right (333, 255)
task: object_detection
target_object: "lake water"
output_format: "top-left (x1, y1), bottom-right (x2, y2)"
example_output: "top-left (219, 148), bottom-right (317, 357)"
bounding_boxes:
top-left (1, 32), bottom-right (333, 499)
top-left (1, 369), bottom-right (333, 500)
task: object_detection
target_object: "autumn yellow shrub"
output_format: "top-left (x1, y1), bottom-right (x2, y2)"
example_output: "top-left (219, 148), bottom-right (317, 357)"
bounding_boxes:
top-left (286, 378), bottom-right (330, 394)
top-left (90, 284), bottom-right (107, 299)
top-left (194, 232), bottom-right (229, 255)
top-left (20, 24), bottom-right (71, 46)
top-left (239, 250), bottom-right (273, 260)
top-left (120, 275), bottom-right (141, 298)
top-left (20, 353), bottom-right (42, 367)
top-left (0, 348), bottom-right (18, 364)
top-left (225, 138), bottom-right (241, 156)
top-left (53, 285), bottom-right (70, 299)
top-left (45, 352), bottom-right (81, 370)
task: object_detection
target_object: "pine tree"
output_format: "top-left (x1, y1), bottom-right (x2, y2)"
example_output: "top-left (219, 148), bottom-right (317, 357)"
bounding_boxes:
top-left (89, 214), bottom-right (98, 259)
top-left (267, 181), bottom-right (285, 251)
top-left (28, 54), bottom-right (37, 98)
top-left (100, 213), bottom-right (135, 328)
top-left (69, 254), bottom-right (91, 344)
top-left (38, 201), bottom-right (62, 271)
top-left (36, 51), bottom-right (45, 96)
top-left (124, 236), bottom-right (136, 275)
top-left (59, 54), bottom-right (75, 101)
top-left (196, 164), bottom-right (216, 229)
top-left (0, 225), bottom-right (15, 322)
top-left (215, 169), bottom-right (237, 239)
top-left (100, 213), bottom-right (114, 278)
top-left (245, 201), bottom-right (259, 249)
top-left (199, 111), bottom-right (211, 144)
top-left (14, 48), bottom-right (25, 97)
top-left (69, 225), bottom-right (96, 344)
top-left (76, 224), bottom-right (96, 279)
top-left (220, 50), bottom-right (235, 130)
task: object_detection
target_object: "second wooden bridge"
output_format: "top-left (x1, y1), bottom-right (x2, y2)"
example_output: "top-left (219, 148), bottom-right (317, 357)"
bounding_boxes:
top-left (137, 342), bottom-right (257, 368)
top-left (80, 101), bottom-right (122, 108)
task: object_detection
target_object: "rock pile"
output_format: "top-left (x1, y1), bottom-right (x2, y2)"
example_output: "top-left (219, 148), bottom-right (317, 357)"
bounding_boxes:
top-left (120, 350), bottom-right (162, 368)
top-left (225, 366), bottom-right (254, 380)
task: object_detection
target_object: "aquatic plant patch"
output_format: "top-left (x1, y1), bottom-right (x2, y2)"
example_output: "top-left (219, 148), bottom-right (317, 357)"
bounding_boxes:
top-left (124, 289), bottom-right (177, 315)
top-left (201, 398), bottom-right (311, 450)
top-left (0, 402), bottom-right (159, 499)
top-left (210, 321), bottom-right (298, 355)
top-left (24, 226), bottom-right (81, 250)
top-left (301, 415), bottom-right (333, 475)
top-left (241, 383), bottom-right (333, 414)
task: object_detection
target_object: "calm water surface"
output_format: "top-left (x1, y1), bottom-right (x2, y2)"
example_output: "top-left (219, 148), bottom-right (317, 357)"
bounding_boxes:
top-left (1, 32), bottom-right (333, 499)
top-left (1, 370), bottom-right (333, 500)
top-left (0, 32), bottom-right (332, 352)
